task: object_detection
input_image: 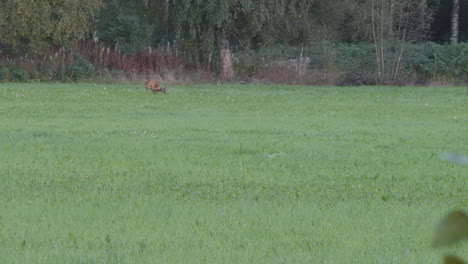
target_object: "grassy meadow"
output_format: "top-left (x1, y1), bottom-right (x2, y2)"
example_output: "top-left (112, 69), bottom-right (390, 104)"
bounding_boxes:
top-left (0, 83), bottom-right (467, 263)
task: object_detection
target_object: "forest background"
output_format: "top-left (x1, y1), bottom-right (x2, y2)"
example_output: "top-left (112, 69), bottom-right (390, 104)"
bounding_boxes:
top-left (0, 0), bottom-right (467, 85)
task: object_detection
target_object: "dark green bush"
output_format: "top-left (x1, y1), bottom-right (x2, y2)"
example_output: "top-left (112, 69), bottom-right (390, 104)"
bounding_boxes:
top-left (334, 44), bottom-right (376, 85)
top-left (12, 69), bottom-right (29, 82)
top-left (68, 53), bottom-right (96, 81)
top-left (55, 53), bottom-right (96, 82)
top-left (405, 43), bottom-right (468, 83)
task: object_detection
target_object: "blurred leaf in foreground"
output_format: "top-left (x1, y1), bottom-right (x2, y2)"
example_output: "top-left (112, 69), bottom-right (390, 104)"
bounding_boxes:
top-left (441, 153), bottom-right (468, 165)
top-left (444, 255), bottom-right (465, 264)
top-left (433, 210), bottom-right (468, 247)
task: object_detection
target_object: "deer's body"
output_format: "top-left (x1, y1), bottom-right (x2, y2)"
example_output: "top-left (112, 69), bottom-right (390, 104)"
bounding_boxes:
top-left (145, 80), bottom-right (167, 94)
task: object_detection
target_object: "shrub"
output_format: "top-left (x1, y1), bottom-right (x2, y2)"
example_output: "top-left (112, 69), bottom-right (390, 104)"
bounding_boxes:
top-left (56, 53), bottom-right (96, 82)
top-left (12, 69), bottom-right (29, 82)
top-left (405, 43), bottom-right (468, 83)
top-left (334, 44), bottom-right (376, 85)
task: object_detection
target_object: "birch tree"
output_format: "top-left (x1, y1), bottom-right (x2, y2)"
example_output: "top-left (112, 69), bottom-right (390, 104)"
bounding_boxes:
top-left (450, 0), bottom-right (460, 44)
top-left (370, 0), bottom-right (432, 83)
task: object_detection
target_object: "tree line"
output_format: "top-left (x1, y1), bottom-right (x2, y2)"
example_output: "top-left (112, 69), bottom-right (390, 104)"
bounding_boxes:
top-left (0, 0), bottom-right (466, 84)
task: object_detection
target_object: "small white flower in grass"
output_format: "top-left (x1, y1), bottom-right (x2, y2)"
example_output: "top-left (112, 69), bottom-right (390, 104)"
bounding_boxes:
top-left (263, 153), bottom-right (286, 158)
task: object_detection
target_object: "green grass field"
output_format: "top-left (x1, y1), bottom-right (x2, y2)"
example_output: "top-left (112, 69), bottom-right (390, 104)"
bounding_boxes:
top-left (0, 83), bottom-right (466, 263)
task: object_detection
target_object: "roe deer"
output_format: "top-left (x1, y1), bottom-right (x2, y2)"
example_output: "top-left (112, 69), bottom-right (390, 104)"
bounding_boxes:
top-left (145, 80), bottom-right (167, 94)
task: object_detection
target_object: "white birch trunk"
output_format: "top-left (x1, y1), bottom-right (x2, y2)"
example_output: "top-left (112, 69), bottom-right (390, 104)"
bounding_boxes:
top-left (450, 0), bottom-right (460, 44)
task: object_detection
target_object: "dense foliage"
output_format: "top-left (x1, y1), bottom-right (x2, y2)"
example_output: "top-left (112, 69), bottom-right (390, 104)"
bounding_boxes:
top-left (0, 0), bottom-right (102, 53)
top-left (0, 0), bottom-right (466, 84)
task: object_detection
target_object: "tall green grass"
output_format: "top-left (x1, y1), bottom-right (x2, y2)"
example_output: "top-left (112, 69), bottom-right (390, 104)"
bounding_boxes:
top-left (0, 83), bottom-right (466, 263)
